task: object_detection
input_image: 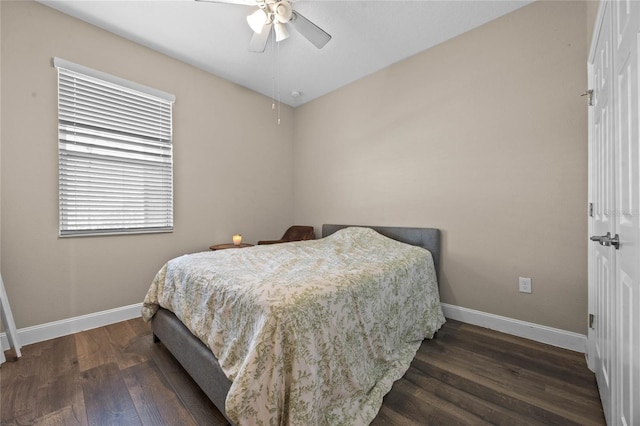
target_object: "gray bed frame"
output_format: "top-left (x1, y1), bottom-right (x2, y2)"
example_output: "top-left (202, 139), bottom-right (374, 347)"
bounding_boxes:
top-left (151, 224), bottom-right (441, 423)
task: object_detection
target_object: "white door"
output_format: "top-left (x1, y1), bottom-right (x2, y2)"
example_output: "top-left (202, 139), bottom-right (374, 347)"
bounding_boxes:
top-left (612, 1), bottom-right (640, 424)
top-left (588, 1), bottom-right (640, 425)
top-left (588, 3), bottom-right (616, 421)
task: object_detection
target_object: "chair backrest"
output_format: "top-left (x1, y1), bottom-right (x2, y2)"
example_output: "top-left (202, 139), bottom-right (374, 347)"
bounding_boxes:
top-left (282, 226), bottom-right (315, 241)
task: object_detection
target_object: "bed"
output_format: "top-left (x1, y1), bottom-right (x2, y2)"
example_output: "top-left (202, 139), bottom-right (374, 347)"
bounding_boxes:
top-left (142, 224), bottom-right (445, 425)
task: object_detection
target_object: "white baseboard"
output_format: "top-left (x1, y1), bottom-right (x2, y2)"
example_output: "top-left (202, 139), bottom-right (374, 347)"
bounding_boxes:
top-left (1, 302), bottom-right (586, 354)
top-left (1, 303), bottom-right (142, 350)
top-left (441, 303), bottom-right (586, 353)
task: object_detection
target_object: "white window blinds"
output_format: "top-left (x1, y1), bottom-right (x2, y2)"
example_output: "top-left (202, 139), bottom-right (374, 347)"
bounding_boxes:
top-left (55, 58), bottom-right (175, 237)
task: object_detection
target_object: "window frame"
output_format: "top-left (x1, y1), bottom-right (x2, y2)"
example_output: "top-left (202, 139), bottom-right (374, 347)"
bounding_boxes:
top-left (54, 58), bottom-right (176, 237)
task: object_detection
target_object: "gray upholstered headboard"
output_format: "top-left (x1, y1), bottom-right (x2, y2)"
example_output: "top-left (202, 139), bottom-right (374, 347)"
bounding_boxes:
top-left (322, 224), bottom-right (441, 280)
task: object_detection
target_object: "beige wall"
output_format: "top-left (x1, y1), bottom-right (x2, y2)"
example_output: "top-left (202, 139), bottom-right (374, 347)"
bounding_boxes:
top-left (0, 1), bottom-right (2, 271)
top-left (1, 0), bottom-right (593, 335)
top-left (293, 1), bottom-right (589, 333)
top-left (1, 1), bottom-right (294, 328)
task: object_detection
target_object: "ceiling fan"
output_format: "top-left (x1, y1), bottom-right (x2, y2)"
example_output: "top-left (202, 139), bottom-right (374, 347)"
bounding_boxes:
top-left (196, 0), bottom-right (331, 53)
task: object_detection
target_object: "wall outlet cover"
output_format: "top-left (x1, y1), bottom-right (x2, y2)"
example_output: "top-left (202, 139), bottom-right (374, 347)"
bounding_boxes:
top-left (519, 277), bottom-right (532, 294)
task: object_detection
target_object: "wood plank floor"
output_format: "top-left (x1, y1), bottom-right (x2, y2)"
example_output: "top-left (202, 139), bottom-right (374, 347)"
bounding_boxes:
top-left (0, 318), bottom-right (605, 425)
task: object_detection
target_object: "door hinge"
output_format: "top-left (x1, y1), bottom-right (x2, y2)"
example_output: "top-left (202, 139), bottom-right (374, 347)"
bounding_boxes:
top-left (582, 89), bottom-right (594, 106)
top-left (589, 313), bottom-right (595, 329)
top-left (588, 202), bottom-right (594, 217)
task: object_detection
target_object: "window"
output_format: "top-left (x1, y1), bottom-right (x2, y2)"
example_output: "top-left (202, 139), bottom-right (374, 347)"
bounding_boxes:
top-left (55, 58), bottom-right (175, 237)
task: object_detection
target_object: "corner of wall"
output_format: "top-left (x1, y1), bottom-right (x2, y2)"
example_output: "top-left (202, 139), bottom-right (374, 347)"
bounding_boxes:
top-left (586, 0), bottom-right (601, 48)
top-left (1, 0), bottom-right (3, 269)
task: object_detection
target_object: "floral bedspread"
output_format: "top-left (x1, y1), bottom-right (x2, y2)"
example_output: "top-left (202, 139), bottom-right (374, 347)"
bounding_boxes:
top-left (142, 227), bottom-right (445, 425)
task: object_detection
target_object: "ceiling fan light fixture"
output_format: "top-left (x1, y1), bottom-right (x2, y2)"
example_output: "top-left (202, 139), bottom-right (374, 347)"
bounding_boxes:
top-left (273, 1), bottom-right (292, 24)
top-left (203, 0), bottom-right (331, 52)
top-left (247, 8), bottom-right (268, 34)
top-left (274, 22), bottom-right (289, 42)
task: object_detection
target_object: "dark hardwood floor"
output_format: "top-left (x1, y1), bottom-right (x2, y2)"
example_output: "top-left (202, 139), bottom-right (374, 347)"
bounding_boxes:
top-left (0, 318), bottom-right (604, 425)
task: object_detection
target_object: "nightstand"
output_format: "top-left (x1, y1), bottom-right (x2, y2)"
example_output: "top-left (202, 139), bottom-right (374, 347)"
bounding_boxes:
top-left (209, 243), bottom-right (254, 251)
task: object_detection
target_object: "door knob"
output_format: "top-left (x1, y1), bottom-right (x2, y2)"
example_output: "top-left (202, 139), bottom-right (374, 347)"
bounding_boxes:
top-left (590, 232), bottom-right (620, 249)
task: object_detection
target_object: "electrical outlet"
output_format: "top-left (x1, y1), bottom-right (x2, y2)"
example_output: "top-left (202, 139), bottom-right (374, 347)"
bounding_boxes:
top-left (519, 277), bottom-right (532, 293)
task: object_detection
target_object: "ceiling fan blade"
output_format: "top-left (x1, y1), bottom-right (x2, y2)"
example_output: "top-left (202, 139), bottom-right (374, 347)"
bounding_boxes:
top-left (195, 0), bottom-right (257, 5)
top-left (289, 10), bottom-right (331, 49)
top-left (248, 23), bottom-right (272, 53)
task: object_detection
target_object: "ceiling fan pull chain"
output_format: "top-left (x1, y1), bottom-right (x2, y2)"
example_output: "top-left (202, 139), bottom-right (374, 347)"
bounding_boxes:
top-left (271, 26), bottom-right (276, 113)
top-left (277, 39), bottom-right (281, 125)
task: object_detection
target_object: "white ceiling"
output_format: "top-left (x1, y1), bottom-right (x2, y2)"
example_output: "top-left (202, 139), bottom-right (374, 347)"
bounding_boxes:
top-left (37, 0), bottom-right (533, 107)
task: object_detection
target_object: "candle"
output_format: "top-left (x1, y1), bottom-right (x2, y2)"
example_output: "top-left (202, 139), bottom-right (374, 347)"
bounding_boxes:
top-left (232, 234), bottom-right (242, 245)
